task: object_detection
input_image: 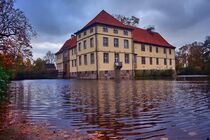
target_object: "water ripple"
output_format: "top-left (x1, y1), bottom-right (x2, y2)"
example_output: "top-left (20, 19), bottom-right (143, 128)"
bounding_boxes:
top-left (1, 79), bottom-right (209, 140)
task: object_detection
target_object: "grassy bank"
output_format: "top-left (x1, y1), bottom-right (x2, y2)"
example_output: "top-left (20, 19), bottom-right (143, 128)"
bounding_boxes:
top-left (135, 69), bottom-right (175, 79)
top-left (0, 67), bottom-right (12, 100)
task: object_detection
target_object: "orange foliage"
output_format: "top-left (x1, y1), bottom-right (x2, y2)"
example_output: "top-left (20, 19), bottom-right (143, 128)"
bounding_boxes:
top-left (0, 54), bottom-right (14, 69)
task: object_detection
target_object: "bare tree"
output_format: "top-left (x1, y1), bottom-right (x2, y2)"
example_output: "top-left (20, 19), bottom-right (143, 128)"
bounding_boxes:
top-left (44, 51), bottom-right (55, 64)
top-left (114, 15), bottom-right (139, 26)
top-left (0, 0), bottom-right (36, 63)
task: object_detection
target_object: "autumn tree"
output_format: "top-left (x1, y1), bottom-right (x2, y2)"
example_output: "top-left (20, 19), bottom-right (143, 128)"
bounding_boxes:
top-left (188, 42), bottom-right (205, 70)
top-left (114, 15), bottom-right (139, 26)
top-left (176, 36), bottom-right (210, 74)
top-left (43, 51), bottom-right (55, 64)
top-left (33, 58), bottom-right (46, 72)
top-left (0, 0), bottom-right (36, 69)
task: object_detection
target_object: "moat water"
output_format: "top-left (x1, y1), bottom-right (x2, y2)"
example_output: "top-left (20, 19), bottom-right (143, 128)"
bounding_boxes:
top-left (1, 79), bottom-right (210, 139)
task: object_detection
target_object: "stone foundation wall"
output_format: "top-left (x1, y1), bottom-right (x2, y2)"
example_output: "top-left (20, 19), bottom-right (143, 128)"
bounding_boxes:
top-left (76, 71), bottom-right (97, 79)
top-left (99, 70), bottom-right (133, 79)
top-left (69, 70), bottom-right (133, 79)
top-left (69, 72), bottom-right (78, 79)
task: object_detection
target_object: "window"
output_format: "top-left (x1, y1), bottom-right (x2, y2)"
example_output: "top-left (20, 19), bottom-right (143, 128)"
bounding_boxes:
top-left (114, 53), bottom-right (119, 63)
top-left (164, 58), bottom-right (167, 65)
top-left (124, 39), bottom-right (129, 48)
top-left (103, 53), bottom-right (109, 63)
top-left (72, 60), bottom-right (74, 67)
top-left (149, 45), bottom-right (152, 52)
top-left (64, 51), bottom-right (68, 58)
top-left (141, 44), bottom-right (145, 51)
top-left (114, 38), bottom-right (119, 47)
top-left (150, 57), bottom-right (152, 65)
top-left (83, 40), bottom-right (86, 49)
top-left (170, 59), bottom-right (172, 65)
top-left (123, 30), bottom-right (128, 35)
top-left (103, 26), bottom-right (108, 32)
top-left (90, 38), bottom-right (94, 47)
top-left (91, 53), bottom-right (94, 64)
top-left (84, 54), bottom-right (87, 65)
top-left (84, 31), bottom-right (86, 36)
top-left (169, 49), bottom-right (172, 54)
top-left (103, 37), bottom-right (108, 46)
top-left (164, 48), bottom-right (166, 54)
top-left (113, 29), bottom-right (118, 34)
top-left (156, 46), bottom-right (158, 53)
top-left (72, 49), bottom-right (73, 55)
top-left (79, 56), bottom-right (82, 65)
top-left (142, 57), bottom-right (146, 64)
top-left (78, 42), bottom-right (81, 51)
top-left (74, 48), bottom-right (77, 54)
top-left (74, 59), bottom-right (77, 67)
top-left (78, 34), bottom-right (81, 38)
top-left (57, 54), bottom-right (61, 59)
top-left (90, 28), bottom-right (94, 33)
top-left (125, 53), bottom-right (129, 64)
top-left (156, 58), bottom-right (159, 65)
top-left (134, 54), bottom-right (137, 64)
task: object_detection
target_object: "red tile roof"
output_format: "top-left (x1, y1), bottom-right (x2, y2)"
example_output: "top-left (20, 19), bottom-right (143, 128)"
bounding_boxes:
top-left (56, 10), bottom-right (174, 55)
top-left (130, 26), bottom-right (174, 48)
top-left (76, 10), bottom-right (132, 33)
top-left (55, 36), bottom-right (77, 54)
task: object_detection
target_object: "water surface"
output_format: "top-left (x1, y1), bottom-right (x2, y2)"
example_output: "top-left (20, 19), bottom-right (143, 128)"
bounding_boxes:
top-left (2, 79), bottom-right (210, 139)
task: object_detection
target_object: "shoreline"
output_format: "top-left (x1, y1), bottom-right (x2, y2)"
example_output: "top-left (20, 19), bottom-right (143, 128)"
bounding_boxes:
top-left (0, 102), bottom-right (96, 140)
top-left (0, 121), bottom-right (95, 140)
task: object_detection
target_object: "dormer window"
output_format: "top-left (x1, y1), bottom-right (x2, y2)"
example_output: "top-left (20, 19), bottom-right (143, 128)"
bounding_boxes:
top-left (123, 30), bottom-right (128, 35)
top-left (103, 26), bottom-right (108, 32)
top-left (113, 29), bottom-right (118, 34)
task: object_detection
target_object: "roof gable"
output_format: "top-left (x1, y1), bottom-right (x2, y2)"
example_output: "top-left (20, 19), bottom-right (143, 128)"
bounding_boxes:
top-left (55, 36), bottom-right (77, 54)
top-left (77, 10), bottom-right (132, 33)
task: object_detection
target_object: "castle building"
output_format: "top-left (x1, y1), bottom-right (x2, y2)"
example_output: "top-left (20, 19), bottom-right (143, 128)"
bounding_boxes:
top-left (55, 10), bottom-right (175, 79)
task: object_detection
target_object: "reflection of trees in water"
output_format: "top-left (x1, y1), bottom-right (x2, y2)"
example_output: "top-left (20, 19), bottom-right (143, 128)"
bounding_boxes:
top-left (0, 101), bottom-right (10, 129)
top-left (10, 81), bottom-right (32, 123)
top-left (0, 81), bottom-right (32, 129)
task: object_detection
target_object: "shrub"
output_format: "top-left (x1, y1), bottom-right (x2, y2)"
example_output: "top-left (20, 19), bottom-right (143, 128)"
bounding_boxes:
top-left (160, 69), bottom-right (174, 77)
top-left (0, 67), bottom-right (12, 99)
top-left (135, 69), bottom-right (175, 79)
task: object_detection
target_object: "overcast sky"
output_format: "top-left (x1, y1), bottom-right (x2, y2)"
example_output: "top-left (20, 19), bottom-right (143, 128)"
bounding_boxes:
top-left (15, 0), bottom-right (210, 59)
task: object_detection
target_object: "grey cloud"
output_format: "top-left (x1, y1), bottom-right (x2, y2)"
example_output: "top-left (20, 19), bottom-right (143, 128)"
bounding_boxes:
top-left (16, 0), bottom-right (88, 36)
top-left (15, 0), bottom-right (210, 58)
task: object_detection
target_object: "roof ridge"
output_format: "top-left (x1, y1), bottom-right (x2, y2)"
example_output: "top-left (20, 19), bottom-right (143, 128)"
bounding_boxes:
top-left (132, 27), bottom-right (174, 48)
top-left (76, 10), bottom-right (132, 34)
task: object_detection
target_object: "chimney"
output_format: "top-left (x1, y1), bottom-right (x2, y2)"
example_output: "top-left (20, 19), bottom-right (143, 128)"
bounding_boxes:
top-left (71, 34), bottom-right (75, 38)
top-left (146, 26), bottom-right (155, 33)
